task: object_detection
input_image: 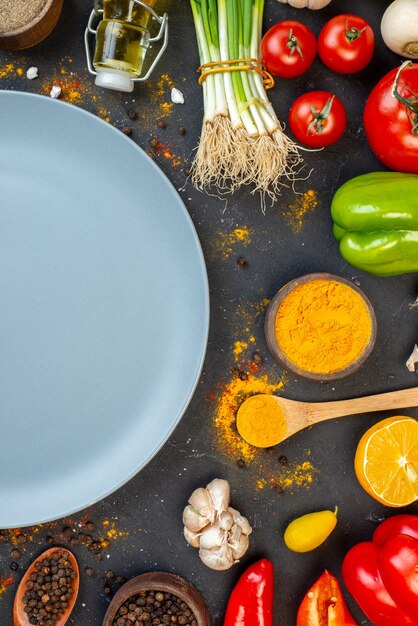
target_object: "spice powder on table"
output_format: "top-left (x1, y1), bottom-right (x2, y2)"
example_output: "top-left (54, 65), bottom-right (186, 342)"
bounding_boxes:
top-left (0, 0), bottom-right (48, 33)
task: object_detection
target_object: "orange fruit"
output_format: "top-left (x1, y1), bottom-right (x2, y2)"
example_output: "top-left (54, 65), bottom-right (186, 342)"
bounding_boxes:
top-left (354, 416), bottom-right (418, 507)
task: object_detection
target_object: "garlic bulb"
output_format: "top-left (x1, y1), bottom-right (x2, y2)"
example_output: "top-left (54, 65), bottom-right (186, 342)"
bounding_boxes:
top-left (381, 0), bottom-right (418, 59)
top-left (183, 478), bottom-right (252, 570)
top-left (277, 0), bottom-right (332, 9)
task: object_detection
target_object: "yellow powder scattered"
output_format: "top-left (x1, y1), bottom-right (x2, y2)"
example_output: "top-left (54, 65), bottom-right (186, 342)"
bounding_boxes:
top-left (233, 341), bottom-right (249, 358)
top-left (16, 68), bottom-right (23, 76)
top-left (232, 298), bottom-right (270, 364)
top-left (102, 519), bottom-right (129, 541)
top-left (211, 226), bottom-right (252, 260)
top-left (257, 460), bottom-right (318, 492)
top-left (41, 74), bottom-right (83, 104)
top-left (214, 372), bottom-right (285, 463)
top-left (149, 73), bottom-right (175, 120)
top-left (285, 190), bottom-right (318, 233)
top-left (0, 63), bottom-right (16, 79)
top-left (279, 460), bottom-right (316, 489)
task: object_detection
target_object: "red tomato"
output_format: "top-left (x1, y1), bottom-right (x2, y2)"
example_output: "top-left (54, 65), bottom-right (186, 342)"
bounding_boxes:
top-left (379, 534), bottom-right (418, 620)
top-left (342, 542), bottom-right (417, 626)
top-left (318, 14), bottom-right (374, 74)
top-left (364, 62), bottom-right (418, 173)
top-left (296, 570), bottom-right (357, 626)
top-left (374, 515), bottom-right (418, 544)
top-left (261, 21), bottom-right (316, 79)
top-left (289, 91), bottom-right (347, 147)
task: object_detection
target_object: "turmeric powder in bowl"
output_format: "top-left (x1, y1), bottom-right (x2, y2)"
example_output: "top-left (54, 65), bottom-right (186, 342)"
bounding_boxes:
top-left (265, 274), bottom-right (377, 381)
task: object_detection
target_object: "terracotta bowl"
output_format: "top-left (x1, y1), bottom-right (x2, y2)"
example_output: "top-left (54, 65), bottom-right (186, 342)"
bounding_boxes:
top-left (0, 0), bottom-right (64, 51)
top-left (264, 272), bottom-right (377, 382)
top-left (103, 572), bottom-right (210, 626)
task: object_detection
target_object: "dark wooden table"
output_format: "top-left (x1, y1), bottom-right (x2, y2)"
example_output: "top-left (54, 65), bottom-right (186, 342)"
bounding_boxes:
top-left (1, 1), bottom-right (417, 624)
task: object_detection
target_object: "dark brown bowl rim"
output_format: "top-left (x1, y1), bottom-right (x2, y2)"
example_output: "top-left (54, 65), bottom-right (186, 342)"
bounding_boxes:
top-left (0, 0), bottom-right (59, 37)
top-left (102, 572), bottom-right (210, 626)
top-left (264, 272), bottom-right (377, 382)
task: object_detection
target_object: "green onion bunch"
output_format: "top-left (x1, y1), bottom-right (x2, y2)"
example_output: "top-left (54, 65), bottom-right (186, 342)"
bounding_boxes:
top-left (189, 0), bottom-right (302, 204)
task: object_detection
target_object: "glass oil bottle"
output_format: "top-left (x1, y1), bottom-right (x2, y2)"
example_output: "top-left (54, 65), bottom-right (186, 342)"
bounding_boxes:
top-left (93, 0), bottom-right (158, 92)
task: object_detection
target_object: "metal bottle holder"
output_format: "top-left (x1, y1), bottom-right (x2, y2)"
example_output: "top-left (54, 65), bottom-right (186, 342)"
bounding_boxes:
top-left (85, 0), bottom-right (168, 92)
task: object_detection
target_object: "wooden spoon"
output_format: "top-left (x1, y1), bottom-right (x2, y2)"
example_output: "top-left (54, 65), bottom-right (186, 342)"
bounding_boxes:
top-left (13, 547), bottom-right (79, 626)
top-left (237, 388), bottom-right (418, 447)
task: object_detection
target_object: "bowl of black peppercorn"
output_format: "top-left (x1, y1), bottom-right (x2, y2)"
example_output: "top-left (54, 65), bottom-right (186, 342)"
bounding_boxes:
top-left (103, 571), bottom-right (210, 626)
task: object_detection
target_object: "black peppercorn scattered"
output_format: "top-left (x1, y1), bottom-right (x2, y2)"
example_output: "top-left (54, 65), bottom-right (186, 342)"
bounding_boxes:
top-left (112, 591), bottom-right (197, 626)
top-left (0, 532), bottom-right (6, 542)
top-left (46, 535), bottom-right (55, 544)
top-left (10, 561), bottom-right (18, 571)
top-left (158, 121), bottom-right (167, 129)
top-left (278, 455), bottom-right (288, 466)
top-left (150, 138), bottom-right (159, 150)
top-left (105, 570), bottom-right (115, 580)
top-left (116, 576), bottom-right (126, 585)
top-left (127, 110), bottom-right (138, 120)
top-left (10, 548), bottom-right (20, 559)
top-left (252, 352), bottom-right (263, 364)
top-left (178, 127), bottom-right (186, 135)
top-left (85, 568), bottom-right (95, 577)
top-left (17, 533), bottom-right (27, 543)
top-left (237, 459), bottom-right (246, 468)
top-left (237, 256), bottom-right (248, 267)
top-left (85, 521), bottom-right (95, 531)
top-left (239, 370), bottom-right (248, 381)
top-left (121, 126), bottom-right (133, 137)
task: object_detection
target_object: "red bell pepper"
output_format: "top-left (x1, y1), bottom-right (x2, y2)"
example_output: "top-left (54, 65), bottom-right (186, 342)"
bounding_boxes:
top-left (373, 515), bottom-right (418, 544)
top-left (296, 570), bottom-right (357, 626)
top-left (379, 533), bottom-right (418, 619)
top-left (223, 558), bottom-right (274, 626)
top-left (342, 515), bottom-right (418, 626)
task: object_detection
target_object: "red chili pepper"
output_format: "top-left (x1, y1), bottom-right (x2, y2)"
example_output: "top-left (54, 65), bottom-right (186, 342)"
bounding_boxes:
top-left (296, 570), bottom-right (357, 626)
top-left (342, 515), bottom-right (418, 626)
top-left (223, 558), bottom-right (274, 626)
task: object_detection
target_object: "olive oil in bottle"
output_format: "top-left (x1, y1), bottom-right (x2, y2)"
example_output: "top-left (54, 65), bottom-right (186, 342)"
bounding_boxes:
top-left (93, 0), bottom-right (158, 92)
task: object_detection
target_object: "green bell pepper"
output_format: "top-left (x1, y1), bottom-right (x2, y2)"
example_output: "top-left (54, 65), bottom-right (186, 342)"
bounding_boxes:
top-left (331, 172), bottom-right (418, 277)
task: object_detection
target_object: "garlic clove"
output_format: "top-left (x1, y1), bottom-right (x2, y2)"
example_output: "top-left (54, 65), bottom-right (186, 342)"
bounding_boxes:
top-left (219, 510), bottom-right (234, 531)
top-left (183, 526), bottom-right (202, 548)
top-left (188, 487), bottom-right (215, 521)
top-left (199, 524), bottom-right (226, 551)
top-left (228, 523), bottom-right (242, 547)
top-left (183, 505), bottom-right (210, 533)
top-left (206, 478), bottom-right (230, 513)
top-left (228, 507), bottom-right (253, 535)
top-left (199, 544), bottom-right (235, 571)
top-left (230, 533), bottom-right (250, 560)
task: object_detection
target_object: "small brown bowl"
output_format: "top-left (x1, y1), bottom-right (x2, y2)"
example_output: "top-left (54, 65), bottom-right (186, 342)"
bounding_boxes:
top-left (0, 0), bottom-right (64, 51)
top-left (103, 572), bottom-right (210, 626)
top-left (265, 272), bottom-right (377, 382)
